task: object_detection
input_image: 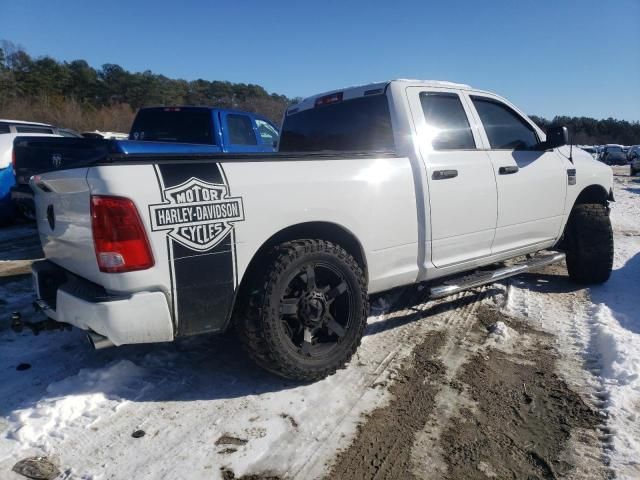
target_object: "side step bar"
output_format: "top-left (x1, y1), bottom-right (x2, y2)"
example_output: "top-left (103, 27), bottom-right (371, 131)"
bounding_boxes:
top-left (429, 252), bottom-right (566, 299)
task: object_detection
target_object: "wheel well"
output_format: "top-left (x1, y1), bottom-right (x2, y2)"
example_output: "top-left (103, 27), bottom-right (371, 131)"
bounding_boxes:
top-left (573, 184), bottom-right (610, 207)
top-left (557, 184), bottom-right (610, 251)
top-left (230, 222), bottom-right (368, 327)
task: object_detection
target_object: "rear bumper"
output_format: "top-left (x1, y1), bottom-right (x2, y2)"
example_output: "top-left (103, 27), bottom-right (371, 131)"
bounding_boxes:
top-left (32, 260), bottom-right (174, 346)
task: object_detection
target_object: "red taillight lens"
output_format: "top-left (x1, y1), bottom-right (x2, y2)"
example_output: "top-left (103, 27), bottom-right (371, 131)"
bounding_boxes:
top-left (90, 195), bottom-right (154, 273)
top-left (315, 92), bottom-right (343, 107)
top-left (11, 148), bottom-right (16, 175)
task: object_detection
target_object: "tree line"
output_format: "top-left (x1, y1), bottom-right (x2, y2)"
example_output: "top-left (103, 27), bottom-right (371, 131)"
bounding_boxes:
top-left (0, 40), bottom-right (292, 132)
top-left (0, 40), bottom-right (638, 144)
top-left (530, 115), bottom-right (639, 146)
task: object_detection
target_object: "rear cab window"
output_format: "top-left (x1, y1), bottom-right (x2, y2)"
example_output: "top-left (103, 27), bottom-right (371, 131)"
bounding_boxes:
top-left (279, 94), bottom-right (395, 152)
top-left (130, 108), bottom-right (215, 144)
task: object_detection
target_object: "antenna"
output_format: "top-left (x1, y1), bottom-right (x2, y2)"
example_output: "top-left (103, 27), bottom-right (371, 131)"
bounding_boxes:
top-left (569, 128), bottom-right (574, 163)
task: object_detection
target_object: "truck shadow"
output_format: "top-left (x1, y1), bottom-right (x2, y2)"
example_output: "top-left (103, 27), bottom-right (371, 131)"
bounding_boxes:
top-left (365, 285), bottom-right (502, 337)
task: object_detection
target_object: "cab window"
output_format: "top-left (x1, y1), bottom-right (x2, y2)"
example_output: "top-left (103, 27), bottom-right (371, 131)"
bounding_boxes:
top-left (419, 92), bottom-right (476, 150)
top-left (227, 114), bottom-right (258, 145)
top-left (255, 119), bottom-right (279, 146)
top-left (15, 125), bottom-right (55, 134)
top-left (471, 96), bottom-right (538, 150)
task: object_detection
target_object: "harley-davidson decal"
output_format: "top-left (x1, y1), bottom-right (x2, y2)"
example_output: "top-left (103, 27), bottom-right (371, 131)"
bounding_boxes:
top-left (149, 177), bottom-right (244, 251)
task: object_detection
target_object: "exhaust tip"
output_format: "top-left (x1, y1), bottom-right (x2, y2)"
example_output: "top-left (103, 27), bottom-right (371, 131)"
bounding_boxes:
top-left (87, 331), bottom-right (114, 350)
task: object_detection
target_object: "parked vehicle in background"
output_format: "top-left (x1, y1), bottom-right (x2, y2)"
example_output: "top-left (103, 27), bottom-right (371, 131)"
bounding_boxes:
top-left (0, 119), bottom-right (62, 224)
top-left (16, 79), bottom-right (614, 381)
top-left (580, 146), bottom-right (598, 159)
top-left (627, 145), bottom-right (640, 161)
top-left (601, 145), bottom-right (628, 165)
top-left (630, 146), bottom-right (640, 175)
top-left (129, 106), bottom-right (280, 152)
top-left (11, 106), bottom-right (280, 220)
top-left (82, 130), bottom-right (129, 140)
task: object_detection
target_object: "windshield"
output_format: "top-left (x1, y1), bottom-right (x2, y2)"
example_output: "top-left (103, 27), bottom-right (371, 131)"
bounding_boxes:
top-left (130, 109), bottom-right (215, 144)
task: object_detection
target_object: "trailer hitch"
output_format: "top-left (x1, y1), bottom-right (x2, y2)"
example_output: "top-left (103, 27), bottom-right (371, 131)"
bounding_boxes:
top-left (10, 311), bottom-right (71, 336)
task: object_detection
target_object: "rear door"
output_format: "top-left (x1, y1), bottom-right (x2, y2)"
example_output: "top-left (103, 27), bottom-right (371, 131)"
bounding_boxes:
top-left (219, 112), bottom-right (262, 153)
top-left (406, 87), bottom-right (497, 267)
top-left (466, 94), bottom-right (567, 254)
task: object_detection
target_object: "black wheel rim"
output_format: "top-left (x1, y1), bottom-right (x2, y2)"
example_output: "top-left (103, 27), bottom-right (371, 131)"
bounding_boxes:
top-left (279, 261), bottom-right (354, 358)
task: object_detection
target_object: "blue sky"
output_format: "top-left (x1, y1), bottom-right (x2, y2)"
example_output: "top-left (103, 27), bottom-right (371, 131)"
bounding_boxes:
top-left (3, 0), bottom-right (639, 120)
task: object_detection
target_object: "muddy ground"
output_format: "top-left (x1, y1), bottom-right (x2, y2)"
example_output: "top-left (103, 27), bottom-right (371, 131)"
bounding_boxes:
top-left (323, 296), bottom-right (607, 480)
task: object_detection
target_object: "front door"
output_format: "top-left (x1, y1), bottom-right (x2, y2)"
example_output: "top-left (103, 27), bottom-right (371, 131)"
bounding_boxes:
top-left (407, 87), bottom-right (498, 268)
top-left (466, 94), bottom-right (567, 254)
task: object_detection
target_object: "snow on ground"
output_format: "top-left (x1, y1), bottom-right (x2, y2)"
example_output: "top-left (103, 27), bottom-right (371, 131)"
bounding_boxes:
top-left (0, 238), bottom-right (427, 480)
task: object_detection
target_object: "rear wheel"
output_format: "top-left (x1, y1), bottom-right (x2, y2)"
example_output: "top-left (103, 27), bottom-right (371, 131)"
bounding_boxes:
top-left (235, 239), bottom-right (368, 381)
top-left (564, 203), bottom-right (613, 284)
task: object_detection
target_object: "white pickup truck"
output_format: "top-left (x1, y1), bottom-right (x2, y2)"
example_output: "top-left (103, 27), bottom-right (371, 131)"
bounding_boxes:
top-left (15, 79), bottom-right (614, 381)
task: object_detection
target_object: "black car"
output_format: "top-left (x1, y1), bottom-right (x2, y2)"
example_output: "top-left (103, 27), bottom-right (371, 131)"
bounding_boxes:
top-left (601, 146), bottom-right (628, 166)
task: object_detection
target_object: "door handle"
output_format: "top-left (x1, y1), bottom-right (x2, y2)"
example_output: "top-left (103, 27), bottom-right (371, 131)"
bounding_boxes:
top-left (499, 166), bottom-right (519, 175)
top-left (432, 169), bottom-right (458, 180)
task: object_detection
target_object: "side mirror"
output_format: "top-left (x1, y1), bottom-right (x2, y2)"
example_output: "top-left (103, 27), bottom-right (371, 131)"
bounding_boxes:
top-left (542, 126), bottom-right (569, 150)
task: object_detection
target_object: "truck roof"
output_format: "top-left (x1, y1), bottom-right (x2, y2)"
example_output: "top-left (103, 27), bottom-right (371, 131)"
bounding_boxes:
top-left (138, 106), bottom-right (271, 119)
top-left (0, 118), bottom-right (53, 127)
top-left (290, 79), bottom-right (474, 114)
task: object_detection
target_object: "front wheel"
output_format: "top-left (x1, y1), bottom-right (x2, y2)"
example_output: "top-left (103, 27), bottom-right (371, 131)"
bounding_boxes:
top-left (235, 239), bottom-right (369, 381)
top-left (564, 203), bottom-right (613, 284)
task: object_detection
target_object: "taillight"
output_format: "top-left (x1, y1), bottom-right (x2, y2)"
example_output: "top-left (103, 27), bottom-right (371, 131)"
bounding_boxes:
top-left (90, 195), bottom-right (154, 273)
top-left (11, 148), bottom-right (16, 175)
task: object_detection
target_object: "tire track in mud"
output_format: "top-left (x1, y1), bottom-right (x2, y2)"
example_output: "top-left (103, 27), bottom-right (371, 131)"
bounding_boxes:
top-left (503, 268), bottom-right (614, 479)
top-left (321, 287), bottom-right (492, 479)
top-left (436, 306), bottom-right (602, 480)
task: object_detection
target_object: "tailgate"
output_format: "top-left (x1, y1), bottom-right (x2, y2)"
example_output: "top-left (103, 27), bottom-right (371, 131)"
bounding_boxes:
top-left (31, 167), bottom-right (97, 281)
top-left (13, 136), bottom-right (114, 185)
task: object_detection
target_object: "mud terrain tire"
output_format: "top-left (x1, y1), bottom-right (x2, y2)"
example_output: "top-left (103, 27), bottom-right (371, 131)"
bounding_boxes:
top-left (235, 239), bottom-right (369, 381)
top-left (565, 203), bottom-right (613, 284)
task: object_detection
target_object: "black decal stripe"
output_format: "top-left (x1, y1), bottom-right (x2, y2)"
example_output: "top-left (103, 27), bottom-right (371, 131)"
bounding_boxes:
top-left (157, 163), bottom-right (237, 336)
top-left (217, 163), bottom-right (239, 288)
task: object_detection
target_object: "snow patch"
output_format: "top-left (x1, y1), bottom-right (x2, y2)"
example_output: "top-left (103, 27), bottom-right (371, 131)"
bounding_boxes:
top-left (590, 302), bottom-right (640, 473)
top-left (3, 360), bottom-right (149, 455)
top-left (488, 321), bottom-right (511, 343)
